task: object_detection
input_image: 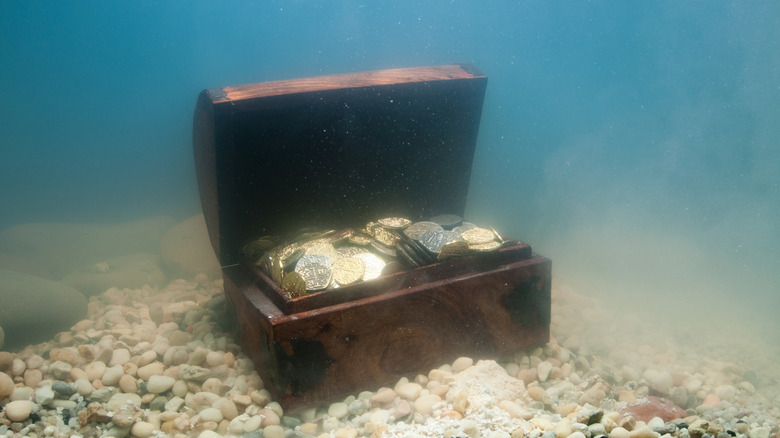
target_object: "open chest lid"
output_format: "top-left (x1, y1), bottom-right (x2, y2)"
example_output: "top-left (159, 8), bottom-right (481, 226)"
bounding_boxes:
top-left (193, 64), bottom-right (488, 268)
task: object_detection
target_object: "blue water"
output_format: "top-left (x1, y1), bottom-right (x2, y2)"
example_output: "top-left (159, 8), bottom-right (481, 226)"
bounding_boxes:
top-left (2, 2), bottom-right (778, 319)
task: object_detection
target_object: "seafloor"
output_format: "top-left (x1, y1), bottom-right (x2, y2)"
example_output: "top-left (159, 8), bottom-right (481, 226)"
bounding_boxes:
top-left (0, 273), bottom-right (778, 438)
top-left (0, 216), bottom-right (778, 438)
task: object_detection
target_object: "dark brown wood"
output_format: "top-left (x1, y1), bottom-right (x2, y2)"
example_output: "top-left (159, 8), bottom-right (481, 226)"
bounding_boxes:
top-left (223, 253), bottom-right (551, 410)
top-left (192, 64), bottom-right (552, 411)
top-left (194, 64), bottom-right (488, 267)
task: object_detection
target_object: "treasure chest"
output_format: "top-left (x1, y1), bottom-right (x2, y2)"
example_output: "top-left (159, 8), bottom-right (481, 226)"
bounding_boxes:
top-left (192, 64), bottom-right (551, 410)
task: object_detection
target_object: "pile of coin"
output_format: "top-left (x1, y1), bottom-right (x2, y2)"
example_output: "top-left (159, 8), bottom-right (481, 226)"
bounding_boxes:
top-left (242, 214), bottom-right (508, 298)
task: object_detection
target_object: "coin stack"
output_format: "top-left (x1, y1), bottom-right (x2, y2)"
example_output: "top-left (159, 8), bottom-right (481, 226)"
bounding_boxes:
top-left (242, 214), bottom-right (508, 298)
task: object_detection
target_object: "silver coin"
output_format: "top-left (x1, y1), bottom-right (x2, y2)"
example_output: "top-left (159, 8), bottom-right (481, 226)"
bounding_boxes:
top-left (417, 230), bottom-right (463, 254)
top-left (336, 246), bottom-right (369, 258)
top-left (294, 254), bottom-right (333, 291)
top-left (403, 221), bottom-right (443, 240)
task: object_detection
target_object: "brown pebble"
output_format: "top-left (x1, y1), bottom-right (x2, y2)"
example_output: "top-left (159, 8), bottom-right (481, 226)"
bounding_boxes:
top-left (517, 368), bottom-right (538, 385)
top-left (119, 374), bottom-right (137, 393)
top-left (23, 369), bottom-right (43, 388)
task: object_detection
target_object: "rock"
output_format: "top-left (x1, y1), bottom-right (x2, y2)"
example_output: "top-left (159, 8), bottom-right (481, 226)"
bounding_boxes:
top-left (371, 387), bottom-right (397, 405)
top-left (106, 393), bottom-right (142, 411)
top-left (452, 356), bottom-right (474, 372)
top-left (178, 364), bottom-right (212, 382)
top-left (52, 381), bottom-right (76, 396)
top-left (62, 253), bottom-right (165, 297)
top-left (0, 216), bottom-right (176, 279)
top-left (147, 375), bottom-right (176, 393)
top-left (328, 402), bottom-right (349, 419)
top-left (0, 371), bottom-right (14, 399)
top-left (396, 382), bottom-right (423, 401)
top-left (158, 215), bottom-right (220, 278)
top-left (199, 407), bottom-right (223, 423)
top-left (0, 269), bottom-right (87, 349)
top-left (130, 421), bottom-right (156, 438)
top-left (414, 393), bottom-right (442, 416)
top-left (263, 424), bottom-right (286, 438)
top-left (537, 361), bottom-right (553, 382)
top-left (4, 399), bottom-right (33, 422)
top-left (447, 360), bottom-right (529, 412)
top-left (619, 396), bottom-right (687, 423)
top-left (34, 385), bottom-right (55, 405)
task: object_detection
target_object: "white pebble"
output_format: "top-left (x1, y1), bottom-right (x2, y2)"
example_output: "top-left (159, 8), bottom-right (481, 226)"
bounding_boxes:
top-left (611, 427), bottom-right (631, 438)
top-left (243, 415), bottom-right (263, 432)
top-left (4, 400), bottom-right (33, 422)
top-left (537, 361), bottom-right (553, 382)
top-left (147, 375), bottom-right (176, 393)
top-left (328, 401), bottom-right (349, 419)
top-left (101, 364), bottom-right (124, 386)
top-left (130, 421), bottom-right (156, 438)
top-left (199, 407), bottom-right (224, 423)
top-left (263, 425), bottom-right (285, 438)
top-left (414, 393), bottom-right (441, 416)
top-left (452, 356), bottom-right (474, 372)
top-left (85, 361), bottom-right (107, 381)
top-left (396, 382), bottom-right (423, 400)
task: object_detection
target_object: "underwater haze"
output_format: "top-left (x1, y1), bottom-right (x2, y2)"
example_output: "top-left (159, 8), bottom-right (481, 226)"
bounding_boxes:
top-left (2, 0), bottom-right (779, 336)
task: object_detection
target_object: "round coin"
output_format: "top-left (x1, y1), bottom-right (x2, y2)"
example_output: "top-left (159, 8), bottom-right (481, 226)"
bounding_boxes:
top-left (460, 227), bottom-right (496, 244)
top-left (469, 241), bottom-right (501, 252)
top-left (418, 230), bottom-right (463, 254)
top-left (294, 258), bottom-right (332, 291)
top-left (377, 217), bottom-right (412, 229)
top-left (403, 221), bottom-right (443, 240)
top-left (438, 240), bottom-right (470, 260)
top-left (281, 271), bottom-right (307, 298)
top-left (355, 252), bottom-right (386, 281)
top-left (332, 256), bottom-right (366, 286)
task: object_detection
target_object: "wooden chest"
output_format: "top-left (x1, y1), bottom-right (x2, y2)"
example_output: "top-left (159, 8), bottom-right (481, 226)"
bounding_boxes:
top-left (192, 64), bottom-right (551, 410)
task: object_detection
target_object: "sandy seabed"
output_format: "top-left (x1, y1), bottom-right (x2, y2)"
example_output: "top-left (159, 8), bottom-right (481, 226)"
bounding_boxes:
top-left (0, 275), bottom-right (778, 438)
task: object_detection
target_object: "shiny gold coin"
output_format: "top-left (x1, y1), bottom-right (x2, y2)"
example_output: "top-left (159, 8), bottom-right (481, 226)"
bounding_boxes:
top-left (355, 252), bottom-right (386, 281)
top-left (281, 271), bottom-right (307, 298)
top-left (469, 241), bottom-right (501, 252)
top-left (368, 223), bottom-right (399, 247)
top-left (437, 240), bottom-right (470, 260)
top-left (348, 231), bottom-right (373, 246)
top-left (460, 227), bottom-right (496, 244)
top-left (377, 217), bottom-right (412, 229)
top-left (332, 256), bottom-right (366, 286)
top-left (270, 257), bottom-right (284, 285)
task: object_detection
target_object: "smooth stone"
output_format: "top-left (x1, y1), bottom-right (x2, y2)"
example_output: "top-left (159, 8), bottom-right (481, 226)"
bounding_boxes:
top-left (10, 387), bottom-right (34, 401)
top-left (612, 427), bottom-right (631, 438)
top-left (452, 357), bottom-right (474, 372)
top-left (644, 369), bottom-right (673, 395)
top-left (150, 396), bottom-right (167, 412)
top-left (118, 374), bottom-right (137, 394)
top-left (106, 392), bottom-right (142, 411)
top-left (52, 381), bottom-right (76, 396)
top-left (413, 394), bottom-right (441, 416)
top-left (49, 361), bottom-right (72, 380)
top-left (75, 378), bottom-right (95, 396)
top-left (567, 433), bottom-right (587, 438)
top-left (131, 421), bottom-right (156, 438)
top-left (147, 375), bottom-right (176, 393)
top-left (137, 362), bottom-right (165, 380)
top-left (371, 387), bottom-right (397, 405)
top-left (217, 398), bottom-right (239, 420)
top-left (178, 364), bottom-right (212, 382)
top-left (396, 382), bottom-right (423, 401)
top-left (0, 270), bottom-right (87, 350)
top-left (243, 415), bottom-right (264, 432)
top-left (85, 361), bottom-right (107, 381)
top-left (62, 253), bottom-right (165, 297)
top-left (328, 402), bottom-right (349, 419)
top-left (102, 365), bottom-right (124, 386)
top-left (263, 424), bottom-right (285, 438)
top-left (4, 400), bottom-right (33, 422)
top-left (537, 361), bottom-right (553, 382)
top-left (159, 215), bottom-right (221, 278)
top-left (90, 387), bottom-right (116, 403)
top-left (629, 426), bottom-right (660, 438)
top-left (0, 371), bottom-right (15, 399)
top-left (199, 407), bottom-right (224, 423)
top-left (50, 399), bottom-right (77, 409)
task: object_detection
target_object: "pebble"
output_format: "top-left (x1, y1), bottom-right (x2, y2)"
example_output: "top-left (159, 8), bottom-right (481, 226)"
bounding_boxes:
top-left (102, 365), bottom-right (124, 386)
top-left (371, 387), bottom-right (397, 405)
top-left (629, 426), bottom-right (660, 438)
top-left (538, 361), bottom-right (553, 382)
top-left (396, 382), bottom-right (423, 400)
top-left (137, 362), bottom-right (165, 380)
top-left (0, 371), bottom-right (15, 399)
top-left (52, 380), bottom-right (76, 396)
top-left (414, 393), bottom-right (441, 415)
top-left (199, 407), bottom-right (224, 422)
top-left (452, 356), bottom-right (474, 372)
top-left (264, 424), bottom-right (285, 438)
top-left (147, 375), bottom-right (176, 393)
top-left (5, 400), bottom-right (33, 422)
top-left (611, 427), bottom-right (631, 438)
top-left (130, 421), bottom-right (156, 438)
top-left (35, 385), bottom-right (55, 405)
top-left (329, 401), bottom-right (349, 419)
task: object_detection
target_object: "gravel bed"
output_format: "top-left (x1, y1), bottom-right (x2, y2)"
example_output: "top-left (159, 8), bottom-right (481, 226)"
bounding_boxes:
top-left (0, 276), bottom-right (777, 438)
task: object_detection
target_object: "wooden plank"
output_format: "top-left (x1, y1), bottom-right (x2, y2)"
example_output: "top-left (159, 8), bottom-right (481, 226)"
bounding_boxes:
top-left (212, 64), bottom-right (485, 102)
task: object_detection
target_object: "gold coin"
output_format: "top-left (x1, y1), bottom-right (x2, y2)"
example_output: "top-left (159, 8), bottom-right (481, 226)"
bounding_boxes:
top-left (489, 226), bottom-right (505, 243)
top-left (270, 257), bottom-right (284, 285)
top-left (332, 256), bottom-right (366, 286)
top-left (469, 241), bottom-right (501, 252)
top-left (377, 217), bottom-right (412, 229)
top-left (438, 240), bottom-right (470, 260)
top-left (368, 223), bottom-right (399, 247)
top-left (348, 231), bottom-right (373, 246)
top-left (281, 271), bottom-right (307, 298)
top-left (460, 227), bottom-right (496, 244)
top-left (355, 252), bottom-right (386, 281)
